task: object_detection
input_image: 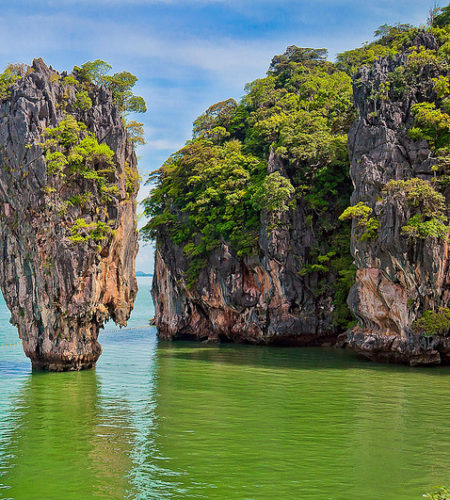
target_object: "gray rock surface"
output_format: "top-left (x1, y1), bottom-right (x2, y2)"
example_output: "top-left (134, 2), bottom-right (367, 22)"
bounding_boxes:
top-left (0, 59), bottom-right (139, 370)
top-left (344, 32), bottom-right (450, 365)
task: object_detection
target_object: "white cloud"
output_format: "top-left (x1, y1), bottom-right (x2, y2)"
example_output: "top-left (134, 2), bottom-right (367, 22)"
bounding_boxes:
top-left (146, 138), bottom-right (184, 150)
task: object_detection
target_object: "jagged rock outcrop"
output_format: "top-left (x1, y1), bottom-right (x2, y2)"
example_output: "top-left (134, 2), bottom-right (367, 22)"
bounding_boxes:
top-left (153, 150), bottom-right (345, 346)
top-left (343, 32), bottom-right (450, 365)
top-left (151, 31), bottom-right (449, 363)
top-left (0, 59), bottom-right (139, 370)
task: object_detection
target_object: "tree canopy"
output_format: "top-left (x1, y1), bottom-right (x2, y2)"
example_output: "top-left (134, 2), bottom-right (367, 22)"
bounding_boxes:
top-left (74, 60), bottom-right (147, 114)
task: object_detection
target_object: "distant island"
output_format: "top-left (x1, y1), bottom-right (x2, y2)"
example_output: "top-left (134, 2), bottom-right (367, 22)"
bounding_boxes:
top-left (136, 271), bottom-right (153, 277)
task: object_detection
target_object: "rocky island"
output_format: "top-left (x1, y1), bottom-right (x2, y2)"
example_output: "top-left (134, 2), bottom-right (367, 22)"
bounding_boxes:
top-left (343, 30), bottom-right (450, 365)
top-left (0, 59), bottom-right (142, 370)
top-left (144, 11), bottom-right (450, 364)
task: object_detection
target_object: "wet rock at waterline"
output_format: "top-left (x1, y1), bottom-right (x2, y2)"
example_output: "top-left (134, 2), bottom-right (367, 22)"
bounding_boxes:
top-left (0, 59), bottom-right (139, 371)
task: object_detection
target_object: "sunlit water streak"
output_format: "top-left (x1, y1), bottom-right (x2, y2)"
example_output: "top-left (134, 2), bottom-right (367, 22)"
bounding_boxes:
top-left (0, 277), bottom-right (449, 499)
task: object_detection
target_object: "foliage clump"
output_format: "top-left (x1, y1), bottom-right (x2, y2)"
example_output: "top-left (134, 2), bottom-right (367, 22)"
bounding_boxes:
top-left (335, 22), bottom-right (419, 76)
top-left (424, 486), bottom-right (450, 499)
top-left (0, 64), bottom-right (31, 100)
top-left (69, 218), bottom-right (114, 244)
top-left (39, 114), bottom-right (118, 245)
top-left (339, 202), bottom-right (380, 241)
top-left (413, 308), bottom-right (450, 336)
top-left (383, 179), bottom-right (448, 240)
top-left (40, 114), bottom-right (115, 194)
top-left (73, 59), bottom-right (147, 143)
top-left (145, 139), bottom-right (266, 261)
top-left (74, 59), bottom-right (147, 113)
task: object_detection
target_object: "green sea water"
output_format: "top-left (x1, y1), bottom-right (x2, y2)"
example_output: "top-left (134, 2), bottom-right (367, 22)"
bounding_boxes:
top-left (0, 277), bottom-right (449, 499)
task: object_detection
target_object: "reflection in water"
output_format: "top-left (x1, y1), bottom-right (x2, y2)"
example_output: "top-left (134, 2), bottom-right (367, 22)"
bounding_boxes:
top-left (149, 343), bottom-right (450, 499)
top-left (0, 370), bottom-right (134, 500)
top-left (0, 317), bottom-right (449, 499)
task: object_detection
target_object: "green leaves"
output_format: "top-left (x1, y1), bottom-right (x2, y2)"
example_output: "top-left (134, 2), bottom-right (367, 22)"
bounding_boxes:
top-left (102, 71), bottom-right (147, 113)
top-left (69, 218), bottom-right (114, 244)
top-left (41, 116), bottom-right (114, 184)
top-left (73, 61), bottom-right (147, 115)
top-left (410, 102), bottom-right (450, 150)
top-left (74, 90), bottom-right (92, 111)
top-left (253, 172), bottom-right (295, 214)
top-left (74, 59), bottom-right (112, 85)
top-left (40, 114), bottom-right (118, 213)
top-left (193, 98), bottom-right (237, 138)
top-left (339, 202), bottom-right (380, 241)
top-left (143, 138), bottom-right (265, 262)
top-left (383, 178), bottom-right (448, 240)
top-left (268, 46), bottom-right (328, 77)
top-left (413, 308), bottom-right (450, 336)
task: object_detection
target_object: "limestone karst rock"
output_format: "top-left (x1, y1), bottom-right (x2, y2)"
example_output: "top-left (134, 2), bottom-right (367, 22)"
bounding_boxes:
top-left (344, 32), bottom-right (450, 365)
top-left (150, 31), bottom-right (449, 365)
top-left (0, 59), bottom-right (139, 371)
top-left (152, 148), bottom-right (346, 346)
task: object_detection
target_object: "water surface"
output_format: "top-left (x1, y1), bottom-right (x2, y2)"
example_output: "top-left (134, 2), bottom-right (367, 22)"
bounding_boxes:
top-left (0, 277), bottom-right (449, 499)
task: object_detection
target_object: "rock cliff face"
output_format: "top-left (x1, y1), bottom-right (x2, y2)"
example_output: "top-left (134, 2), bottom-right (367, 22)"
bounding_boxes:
top-left (151, 31), bottom-right (449, 364)
top-left (0, 59), bottom-right (139, 370)
top-left (153, 150), bottom-right (347, 345)
top-left (344, 33), bottom-right (450, 365)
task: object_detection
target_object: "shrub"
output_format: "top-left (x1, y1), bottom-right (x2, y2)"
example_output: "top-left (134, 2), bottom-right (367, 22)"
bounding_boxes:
top-left (413, 308), bottom-right (450, 336)
top-left (74, 90), bottom-right (92, 111)
top-left (69, 218), bottom-right (114, 244)
top-left (410, 102), bottom-right (450, 150)
top-left (339, 202), bottom-right (379, 241)
top-left (0, 64), bottom-right (23, 100)
top-left (383, 178), bottom-right (448, 240)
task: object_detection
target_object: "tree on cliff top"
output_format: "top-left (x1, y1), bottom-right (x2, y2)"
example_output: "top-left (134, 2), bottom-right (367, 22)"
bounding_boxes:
top-left (268, 46), bottom-right (328, 75)
top-left (0, 63), bottom-right (32, 100)
top-left (193, 98), bottom-right (237, 138)
top-left (74, 59), bottom-right (147, 144)
top-left (74, 59), bottom-right (147, 114)
top-left (432, 3), bottom-right (450, 28)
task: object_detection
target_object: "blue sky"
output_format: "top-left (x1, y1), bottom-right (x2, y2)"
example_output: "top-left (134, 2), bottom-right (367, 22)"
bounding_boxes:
top-left (0, 0), bottom-right (433, 272)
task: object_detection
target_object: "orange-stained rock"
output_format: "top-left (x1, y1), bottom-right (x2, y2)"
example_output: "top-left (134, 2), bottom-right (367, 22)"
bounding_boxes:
top-left (0, 59), bottom-right (139, 371)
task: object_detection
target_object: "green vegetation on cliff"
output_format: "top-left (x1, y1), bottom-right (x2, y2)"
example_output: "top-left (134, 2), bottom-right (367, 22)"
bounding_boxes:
top-left (29, 61), bottom-right (146, 248)
top-left (143, 46), bottom-right (356, 326)
top-left (424, 486), bottom-right (450, 499)
top-left (383, 178), bottom-right (448, 239)
top-left (413, 308), bottom-right (450, 337)
top-left (342, 5), bottom-right (449, 245)
top-left (143, 4), bottom-right (450, 330)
